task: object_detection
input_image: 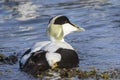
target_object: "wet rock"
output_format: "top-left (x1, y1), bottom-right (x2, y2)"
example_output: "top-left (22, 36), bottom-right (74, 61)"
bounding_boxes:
top-left (0, 53), bottom-right (7, 63)
top-left (5, 55), bottom-right (18, 64)
top-left (0, 53), bottom-right (18, 64)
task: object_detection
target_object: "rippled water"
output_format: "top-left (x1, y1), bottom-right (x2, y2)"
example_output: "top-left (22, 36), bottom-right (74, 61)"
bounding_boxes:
top-left (0, 0), bottom-right (120, 79)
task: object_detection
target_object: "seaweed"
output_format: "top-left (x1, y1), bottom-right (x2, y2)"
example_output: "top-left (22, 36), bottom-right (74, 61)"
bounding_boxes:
top-left (36, 67), bottom-right (120, 80)
top-left (0, 53), bottom-right (18, 64)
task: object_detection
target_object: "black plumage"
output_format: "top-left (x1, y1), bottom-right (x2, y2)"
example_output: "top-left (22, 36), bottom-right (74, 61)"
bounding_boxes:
top-left (20, 50), bottom-right (50, 75)
top-left (56, 48), bottom-right (79, 68)
top-left (54, 16), bottom-right (70, 25)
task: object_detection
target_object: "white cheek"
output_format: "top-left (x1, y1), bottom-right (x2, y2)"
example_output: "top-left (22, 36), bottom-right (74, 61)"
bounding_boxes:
top-left (46, 52), bottom-right (61, 67)
top-left (62, 23), bottom-right (77, 36)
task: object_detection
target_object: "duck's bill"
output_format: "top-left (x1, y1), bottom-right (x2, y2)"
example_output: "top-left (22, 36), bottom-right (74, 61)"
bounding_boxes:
top-left (71, 23), bottom-right (85, 32)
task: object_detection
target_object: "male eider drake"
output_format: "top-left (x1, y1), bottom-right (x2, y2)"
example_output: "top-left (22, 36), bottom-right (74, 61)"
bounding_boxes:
top-left (19, 15), bottom-right (85, 75)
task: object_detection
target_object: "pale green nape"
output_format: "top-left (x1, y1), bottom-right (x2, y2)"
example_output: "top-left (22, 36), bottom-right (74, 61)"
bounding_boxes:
top-left (48, 24), bottom-right (64, 41)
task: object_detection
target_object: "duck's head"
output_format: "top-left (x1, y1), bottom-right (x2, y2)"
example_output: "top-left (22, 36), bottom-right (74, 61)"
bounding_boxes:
top-left (48, 15), bottom-right (85, 41)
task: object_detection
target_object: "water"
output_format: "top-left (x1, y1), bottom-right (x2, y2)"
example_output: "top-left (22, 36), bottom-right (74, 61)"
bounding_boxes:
top-left (0, 0), bottom-right (120, 79)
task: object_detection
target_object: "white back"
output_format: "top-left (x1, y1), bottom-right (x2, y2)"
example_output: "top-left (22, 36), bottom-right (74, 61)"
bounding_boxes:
top-left (31, 41), bottom-right (50, 53)
top-left (44, 41), bottom-right (74, 52)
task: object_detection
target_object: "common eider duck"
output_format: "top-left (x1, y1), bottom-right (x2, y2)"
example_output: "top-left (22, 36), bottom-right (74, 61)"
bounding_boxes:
top-left (19, 15), bottom-right (85, 75)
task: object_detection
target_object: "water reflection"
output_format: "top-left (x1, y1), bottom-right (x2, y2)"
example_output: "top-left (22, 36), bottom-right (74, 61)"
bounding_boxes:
top-left (2, 0), bottom-right (41, 21)
top-left (46, 0), bottom-right (109, 8)
top-left (16, 2), bottom-right (40, 20)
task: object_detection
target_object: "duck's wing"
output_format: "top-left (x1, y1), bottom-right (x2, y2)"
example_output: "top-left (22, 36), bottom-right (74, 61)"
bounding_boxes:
top-left (19, 48), bottom-right (31, 69)
top-left (20, 50), bottom-right (50, 74)
top-left (19, 41), bottom-right (50, 69)
top-left (31, 41), bottom-right (50, 53)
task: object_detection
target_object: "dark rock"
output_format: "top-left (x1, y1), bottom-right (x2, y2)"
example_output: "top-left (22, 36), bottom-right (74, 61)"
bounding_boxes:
top-left (0, 53), bottom-right (18, 64)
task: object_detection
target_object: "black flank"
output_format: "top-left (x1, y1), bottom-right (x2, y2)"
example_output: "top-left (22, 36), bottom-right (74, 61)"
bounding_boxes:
top-left (56, 48), bottom-right (79, 68)
top-left (20, 50), bottom-right (50, 75)
top-left (19, 49), bottom-right (31, 69)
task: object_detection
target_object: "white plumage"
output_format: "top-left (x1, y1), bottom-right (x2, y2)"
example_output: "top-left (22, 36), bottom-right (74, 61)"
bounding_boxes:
top-left (46, 52), bottom-right (61, 68)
